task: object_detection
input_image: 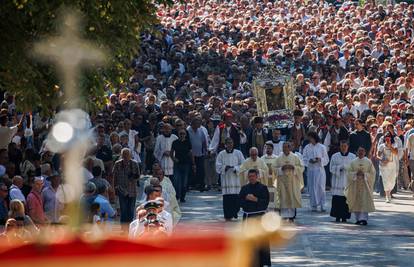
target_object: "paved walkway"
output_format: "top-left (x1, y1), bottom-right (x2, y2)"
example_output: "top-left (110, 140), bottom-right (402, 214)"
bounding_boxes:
top-left (180, 190), bottom-right (414, 267)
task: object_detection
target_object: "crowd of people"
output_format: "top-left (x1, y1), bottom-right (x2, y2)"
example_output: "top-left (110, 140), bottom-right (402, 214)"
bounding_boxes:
top-left (1, 0), bottom-right (414, 250)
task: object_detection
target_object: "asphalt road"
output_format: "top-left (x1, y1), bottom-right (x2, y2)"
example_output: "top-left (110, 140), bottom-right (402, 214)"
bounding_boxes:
top-left (180, 189), bottom-right (414, 267)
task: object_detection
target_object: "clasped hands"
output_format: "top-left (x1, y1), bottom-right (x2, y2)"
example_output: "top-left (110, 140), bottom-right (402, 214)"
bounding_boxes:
top-left (309, 157), bottom-right (321, 164)
top-left (246, 194), bottom-right (258, 202)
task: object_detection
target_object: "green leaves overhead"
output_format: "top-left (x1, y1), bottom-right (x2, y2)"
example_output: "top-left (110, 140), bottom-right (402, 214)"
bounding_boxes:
top-left (0, 0), bottom-right (173, 114)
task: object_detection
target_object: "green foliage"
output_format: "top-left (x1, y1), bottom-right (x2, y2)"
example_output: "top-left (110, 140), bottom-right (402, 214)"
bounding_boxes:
top-left (0, 0), bottom-right (174, 114)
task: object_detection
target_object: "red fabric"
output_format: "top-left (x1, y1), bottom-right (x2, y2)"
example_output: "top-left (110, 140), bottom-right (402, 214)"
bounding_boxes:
top-left (1, 234), bottom-right (229, 261)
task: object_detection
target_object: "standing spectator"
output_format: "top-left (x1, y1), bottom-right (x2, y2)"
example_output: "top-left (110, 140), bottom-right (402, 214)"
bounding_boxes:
top-left (9, 176), bottom-right (25, 204)
top-left (186, 118), bottom-right (208, 191)
top-left (154, 123), bottom-right (178, 178)
top-left (113, 148), bottom-right (140, 228)
top-left (0, 183), bottom-right (8, 225)
top-left (171, 129), bottom-right (194, 202)
top-left (93, 183), bottom-right (116, 221)
top-left (0, 113), bottom-right (23, 150)
top-left (42, 173), bottom-right (62, 223)
top-left (8, 199), bottom-right (38, 233)
top-left (26, 176), bottom-right (48, 225)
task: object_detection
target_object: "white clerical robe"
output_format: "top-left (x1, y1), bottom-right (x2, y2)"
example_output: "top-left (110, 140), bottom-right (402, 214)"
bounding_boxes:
top-left (239, 157), bottom-right (269, 186)
top-left (330, 152), bottom-right (356, 196)
top-left (154, 134), bottom-right (178, 176)
top-left (303, 143), bottom-right (329, 209)
top-left (216, 149), bottom-right (245, 195)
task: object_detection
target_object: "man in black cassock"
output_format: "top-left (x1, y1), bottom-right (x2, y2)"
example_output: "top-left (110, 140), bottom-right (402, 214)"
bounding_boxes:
top-left (239, 169), bottom-right (270, 267)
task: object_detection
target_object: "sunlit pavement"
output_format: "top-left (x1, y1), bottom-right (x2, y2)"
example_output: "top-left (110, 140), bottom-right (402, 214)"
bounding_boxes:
top-left (180, 189), bottom-right (414, 267)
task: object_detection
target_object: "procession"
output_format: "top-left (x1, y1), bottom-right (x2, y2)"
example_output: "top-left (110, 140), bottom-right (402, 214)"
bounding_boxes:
top-left (1, 0), bottom-right (414, 266)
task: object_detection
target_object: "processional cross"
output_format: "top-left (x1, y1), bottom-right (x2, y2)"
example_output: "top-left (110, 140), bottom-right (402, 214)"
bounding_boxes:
top-left (33, 11), bottom-right (106, 229)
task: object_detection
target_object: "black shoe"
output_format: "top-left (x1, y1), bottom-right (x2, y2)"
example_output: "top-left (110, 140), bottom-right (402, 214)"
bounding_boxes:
top-left (335, 218), bottom-right (340, 222)
top-left (341, 219), bottom-right (347, 223)
top-left (361, 220), bottom-right (368, 226)
top-left (355, 221), bottom-right (361, 225)
top-left (225, 218), bottom-right (232, 222)
top-left (288, 218), bottom-right (295, 223)
top-left (180, 199), bottom-right (186, 203)
top-left (233, 215), bottom-right (238, 219)
top-left (199, 186), bottom-right (206, 192)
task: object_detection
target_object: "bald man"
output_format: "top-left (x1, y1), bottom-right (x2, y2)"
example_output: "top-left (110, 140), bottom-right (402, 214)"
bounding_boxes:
top-left (239, 147), bottom-right (268, 186)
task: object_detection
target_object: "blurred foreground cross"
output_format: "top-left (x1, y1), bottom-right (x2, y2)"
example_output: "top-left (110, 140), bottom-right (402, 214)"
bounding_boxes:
top-left (33, 10), bottom-right (106, 230)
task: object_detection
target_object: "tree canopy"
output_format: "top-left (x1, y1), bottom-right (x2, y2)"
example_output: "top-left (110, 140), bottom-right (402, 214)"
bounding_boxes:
top-left (0, 0), bottom-right (173, 114)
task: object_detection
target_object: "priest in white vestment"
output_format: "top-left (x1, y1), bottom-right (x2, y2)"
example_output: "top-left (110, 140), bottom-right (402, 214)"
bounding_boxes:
top-left (239, 147), bottom-right (268, 186)
top-left (329, 140), bottom-right (355, 222)
top-left (216, 138), bottom-right (245, 221)
top-left (261, 142), bottom-right (278, 208)
top-left (154, 123), bottom-right (178, 177)
top-left (274, 142), bottom-right (304, 222)
top-left (303, 132), bottom-right (329, 212)
top-left (345, 147), bottom-right (376, 225)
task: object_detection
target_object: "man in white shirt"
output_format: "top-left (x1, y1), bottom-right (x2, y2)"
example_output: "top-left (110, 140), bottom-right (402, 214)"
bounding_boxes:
top-left (356, 93), bottom-right (369, 116)
top-left (338, 49), bottom-right (351, 70)
top-left (0, 113), bottom-right (24, 150)
top-left (9, 176), bottom-right (25, 203)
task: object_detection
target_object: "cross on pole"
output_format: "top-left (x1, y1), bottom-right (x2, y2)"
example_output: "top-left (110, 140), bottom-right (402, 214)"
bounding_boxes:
top-left (33, 11), bottom-right (106, 108)
top-left (33, 10), bottom-right (106, 230)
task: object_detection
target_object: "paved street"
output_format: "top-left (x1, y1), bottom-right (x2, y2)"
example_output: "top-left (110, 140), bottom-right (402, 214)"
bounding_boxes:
top-left (180, 190), bottom-right (414, 267)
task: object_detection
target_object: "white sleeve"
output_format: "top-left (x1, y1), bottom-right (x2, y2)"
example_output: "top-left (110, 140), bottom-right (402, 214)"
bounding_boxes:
top-left (153, 136), bottom-right (162, 162)
top-left (215, 152), bottom-right (224, 174)
top-left (323, 132), bottom-right (331, 150)
top-left (302, 145), bottom-right (310, 167)
top-left (233, 150), bottom-right (245, 172)
top-left (209, 127), bottom-right (220, 152)
top-left (240, 132), bottom-right (247, 144)
top-left (329, 154), bottom-right (340, 176)
top-left (320, 145), bottom-right (329, 167)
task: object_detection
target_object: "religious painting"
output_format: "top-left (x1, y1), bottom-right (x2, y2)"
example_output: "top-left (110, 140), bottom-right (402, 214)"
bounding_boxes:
top-left (253, 65), bottom-right (295, 129)
top-left (265, 83), bottom-right (286, 111)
